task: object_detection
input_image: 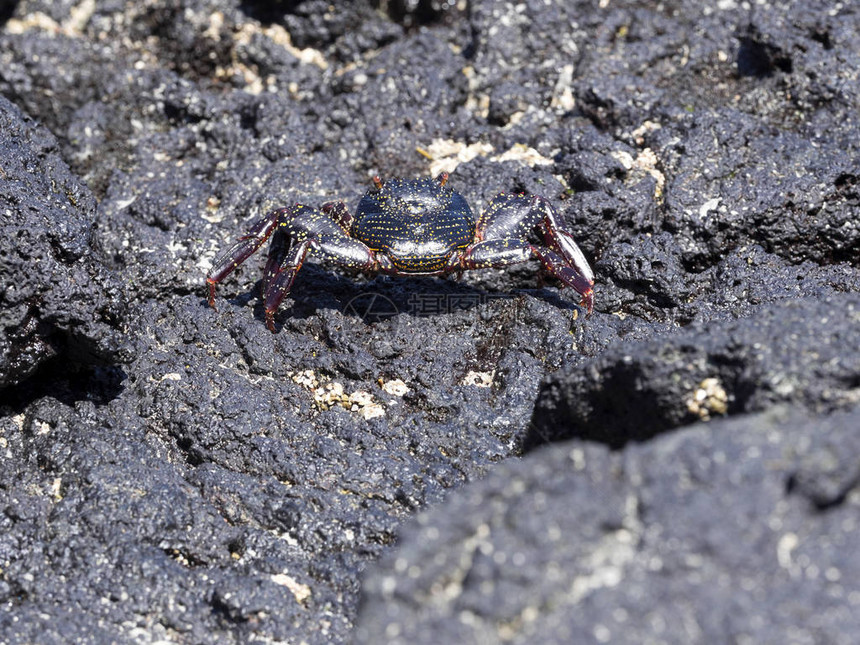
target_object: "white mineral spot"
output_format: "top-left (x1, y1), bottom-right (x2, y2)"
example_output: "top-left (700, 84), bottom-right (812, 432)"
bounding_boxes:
top-left (381, 379), bottom-right (410, 397)
top-left (271, 573), bottom-right (312, 603)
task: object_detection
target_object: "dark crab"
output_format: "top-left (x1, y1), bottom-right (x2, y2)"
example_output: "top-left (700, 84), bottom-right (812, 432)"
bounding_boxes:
top-left (206, 173), bottom-right (594, 331)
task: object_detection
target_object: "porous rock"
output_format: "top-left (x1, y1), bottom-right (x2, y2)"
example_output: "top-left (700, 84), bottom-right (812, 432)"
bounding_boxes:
top-left (1, 0), bottom-right (859, 642)
top-left (355, 404), bottom-right (860, 645)
top-left (0, 95), bottom-right (126, 389)
top-left (528, 293), bottom-right (860, 450)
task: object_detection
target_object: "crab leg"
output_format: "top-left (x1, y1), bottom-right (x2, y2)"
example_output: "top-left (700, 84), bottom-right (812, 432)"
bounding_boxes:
top-left (461, 238), bottom-right (533, 268)
top-left (532, 196), bottom-right (595, 288)
top-left (531, 196), bottom-right (594, 314)
top-left (262, 234), bottom-right (310, 332)
top-left (321, 201), bottom-right (353, 231)
top-left (467, 192), bottom-right (595, 314)
top-left (206, 208), bottom-right (285, 308)
top-left (530, 246), bottom-right (594, 314)
top-left (474, 193), bottom-right (534, 242)
top-left (207, 202), bottom-right (381, 331)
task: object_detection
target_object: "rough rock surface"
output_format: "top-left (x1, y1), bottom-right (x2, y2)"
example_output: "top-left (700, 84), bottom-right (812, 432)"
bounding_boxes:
top-left (0, 96), bottom-right (127, 390)
top-left (0, 1), bottom-right (858, 643)
top-left (355, 404), bottom-right (860, 645)
top-left (527, 294), bottom-right (860, 450)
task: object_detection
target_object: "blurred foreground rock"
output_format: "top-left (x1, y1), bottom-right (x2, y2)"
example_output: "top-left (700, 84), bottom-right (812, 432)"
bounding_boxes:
top-left (356, 404), bottom-right (860, 644)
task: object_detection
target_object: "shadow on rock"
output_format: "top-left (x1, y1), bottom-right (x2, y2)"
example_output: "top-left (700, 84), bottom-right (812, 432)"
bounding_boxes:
top-left (525, 293), bottom-right (860, 451)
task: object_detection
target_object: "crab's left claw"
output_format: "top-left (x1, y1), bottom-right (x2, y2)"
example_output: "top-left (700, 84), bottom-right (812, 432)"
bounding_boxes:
top-left (531, 245), bottom-right (594, 315)
top-left (532, 196), bottom-right (595, 315)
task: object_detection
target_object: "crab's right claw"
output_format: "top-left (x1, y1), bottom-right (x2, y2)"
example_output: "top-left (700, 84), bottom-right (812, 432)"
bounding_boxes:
top-left (205, 209), bottom-right (283, 310)
top-left (556, 263), bottom-right (595, 316)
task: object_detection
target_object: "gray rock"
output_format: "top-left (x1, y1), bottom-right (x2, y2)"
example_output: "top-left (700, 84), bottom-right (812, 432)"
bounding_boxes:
top-left (528, 293), bottom-right (860, 450)
top-left (0, 0), bottom-right (859, 642)
top-left (355, 404), bottom-right (860, 645)
top-left (0, 96), bottom-right (126, 389)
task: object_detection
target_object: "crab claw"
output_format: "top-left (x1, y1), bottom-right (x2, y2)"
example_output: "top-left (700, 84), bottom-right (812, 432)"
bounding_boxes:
top-left (530, 245), bottom-right (595, 315)
top-left (531, 196), bottom-right (595, 315)
top-left (579, 284), bottom-right (594, 315)
top-left (206, 209), bottom-right (283, 310)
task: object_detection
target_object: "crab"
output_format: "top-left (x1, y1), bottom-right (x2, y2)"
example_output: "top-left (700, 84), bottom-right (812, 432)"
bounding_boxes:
top-left (206, 173), bottom-right (594, 331)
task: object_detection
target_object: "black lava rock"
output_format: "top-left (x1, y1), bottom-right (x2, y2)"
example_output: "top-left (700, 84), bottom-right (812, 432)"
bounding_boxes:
top-left (527, 293), bottom-right (860, 450)
top-left (1, 0), bottom-right (859, 643)
top-left (0, 96), bottom-right (127, 389)
top-left (355, 404), bottom-right (860, 645)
